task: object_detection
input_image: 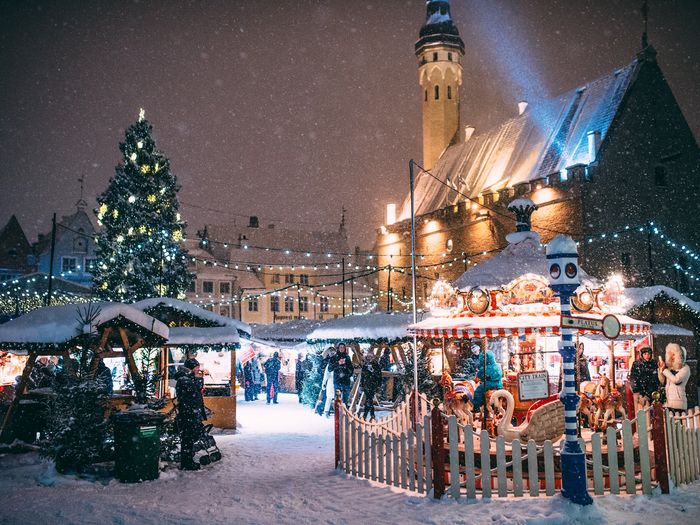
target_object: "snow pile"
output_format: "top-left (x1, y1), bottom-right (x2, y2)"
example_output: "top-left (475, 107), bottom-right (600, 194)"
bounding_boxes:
top-left (1, 393), bottom-right (700, 524)
top-left (306, 312), bottom-right (416, 342)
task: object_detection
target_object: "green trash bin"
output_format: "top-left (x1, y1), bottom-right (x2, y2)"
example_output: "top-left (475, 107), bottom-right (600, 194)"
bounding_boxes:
top-left (112, 410), bottom-right (165, 483)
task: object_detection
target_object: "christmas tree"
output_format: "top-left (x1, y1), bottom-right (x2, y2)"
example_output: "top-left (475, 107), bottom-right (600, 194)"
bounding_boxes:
top-left (93, 109), bottom-right (192, 302)
top-left (401, 344), bottom-right (441, 400)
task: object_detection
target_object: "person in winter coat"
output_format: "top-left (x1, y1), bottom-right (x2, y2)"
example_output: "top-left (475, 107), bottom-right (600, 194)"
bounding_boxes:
top-left (360, 352), bottom-right (383, 420)
top-left (378, 347), bottom-right (392, 400)
top-left (658, 343), bottom-right (691, 412)
top-left (472, 350), bottom-right (503, 412)
top-left (243, 361), bottom-right (255, 401)
top-left (94, 358), bottom-right (114, 396)
top-left (630, 347), bottom-right (660, 408)
top-left (175, 358), bottom-right (206, 470)
top-left (264, 352), bottom-right (282, 404)
top-left (317, 346), bottom-right (336, 417)
top-left (295, 354), bottom-right (306, 403)
top-left (329, 342), bottom-right (355, 405)
top-left (251, 356), bottom-right (262, 400)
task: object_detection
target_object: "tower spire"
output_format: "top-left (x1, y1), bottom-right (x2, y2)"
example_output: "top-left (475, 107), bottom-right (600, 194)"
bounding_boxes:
top-left (641, 0), bottom-right (649, 49)
top-left (76, 175), bottom-right (87, 211)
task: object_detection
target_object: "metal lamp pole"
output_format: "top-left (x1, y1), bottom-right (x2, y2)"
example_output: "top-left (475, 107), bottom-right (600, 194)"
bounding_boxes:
top-left (409, 160), bottom-right (419, 426)
top-left (546, 236), bottom-right (592, 505)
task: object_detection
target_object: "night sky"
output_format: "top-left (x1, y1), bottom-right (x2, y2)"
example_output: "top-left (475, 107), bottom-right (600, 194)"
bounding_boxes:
top-left (1, 0), bottom-right (698, 248)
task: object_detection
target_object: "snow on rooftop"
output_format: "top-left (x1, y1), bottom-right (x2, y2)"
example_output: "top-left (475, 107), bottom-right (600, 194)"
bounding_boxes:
top-left (546, 234), bottom-right (578, 256)
top-left (167, 326), bottom-right (240, 346)
top-left (134, 297), bottom-right (251, 335)
top-left (251, 319), bottom-right (323, 343)
top-left (306, 312), bottom-right (417, 342)
top-left (623, 286), bottom-right (700, 314)
top-left (0, 302), bottom-right (168, 351)
top-left (651, 324), bottom-right (694, 337)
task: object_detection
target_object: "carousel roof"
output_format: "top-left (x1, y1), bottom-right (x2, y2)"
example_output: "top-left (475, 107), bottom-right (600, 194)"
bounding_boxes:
top-left (0, 302), bottom-right (168, 352)
top-left (306, 312), bottom-right (417, 343)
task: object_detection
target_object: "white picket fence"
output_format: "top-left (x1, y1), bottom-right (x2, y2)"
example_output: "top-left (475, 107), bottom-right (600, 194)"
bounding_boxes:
top-left (337, 399), bottom-right (666, 499)
top-left (666, 407), bottom-right (700, 487)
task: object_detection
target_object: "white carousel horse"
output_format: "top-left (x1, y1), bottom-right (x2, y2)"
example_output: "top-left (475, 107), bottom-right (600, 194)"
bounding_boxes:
top-left (594, 376), bottom-right (626, 430)
top-left (489, 390), bottom-right (565, 444)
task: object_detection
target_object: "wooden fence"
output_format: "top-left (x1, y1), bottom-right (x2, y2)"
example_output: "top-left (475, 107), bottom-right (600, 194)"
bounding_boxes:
top-left (335, 397), bottom-right (699, 500)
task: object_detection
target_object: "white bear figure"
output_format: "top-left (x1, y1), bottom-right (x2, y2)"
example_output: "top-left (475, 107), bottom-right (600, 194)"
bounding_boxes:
top-left (658, 343), bottom-right (690, 411)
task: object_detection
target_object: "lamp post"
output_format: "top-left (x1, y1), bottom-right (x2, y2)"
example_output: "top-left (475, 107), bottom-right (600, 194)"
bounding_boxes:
top-left (546, 235), bottom-right (592, 505)
top-left (409, 160), bottom-right (419, 426)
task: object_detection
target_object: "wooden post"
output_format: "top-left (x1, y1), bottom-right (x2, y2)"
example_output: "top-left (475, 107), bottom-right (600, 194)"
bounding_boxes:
top-left (334, 389), bottom-right (342, 468)
top-left (0, 351), bottom-right (37, 442)
top-left (626, 381), bottom-right (636, 434)
top-left (651, 402), bottom-right (670, 494)
top-left (431, 398), bottom-right (445, 499)
top-left (161, 346), bottom-right (169, 398)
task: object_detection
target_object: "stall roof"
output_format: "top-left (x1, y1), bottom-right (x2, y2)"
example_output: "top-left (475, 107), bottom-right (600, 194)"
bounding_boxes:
top-left (651, 324), bottom-right (694, 337)
top-left (0, 302), bottom-right (168, 352)
top-left (409, 312), bottom-right (649, 339)
top-left (307, 312), bottom-right (417, 343)
top-left (134, 297), bottom-right (251, 336)
top-left (454, 231), bottom-right (599, 290)
top-left (168, 326), bottom-right (240, 346)
top-left (623, 286), bottom-right (700, 314)
top-left (251, 319), bottom-right (323, 344)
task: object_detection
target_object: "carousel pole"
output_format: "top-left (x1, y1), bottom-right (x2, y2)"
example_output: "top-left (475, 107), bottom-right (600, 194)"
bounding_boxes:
top-left (409, 160), bottom-right (419, 428)
top-left (547, 236), bottom-right (592, 506)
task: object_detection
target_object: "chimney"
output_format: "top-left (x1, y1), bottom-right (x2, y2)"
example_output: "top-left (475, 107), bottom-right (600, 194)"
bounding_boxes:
top-left (386, 203), bottom-right (396, 225)
top-left (464, 126), bottom-right (475, 142)
top-left (587, 130), bottom-right (601, 163)
top-left (248, 216), bottom-right (259, 228)
top-left (518, 101), bottom-right (529, 115)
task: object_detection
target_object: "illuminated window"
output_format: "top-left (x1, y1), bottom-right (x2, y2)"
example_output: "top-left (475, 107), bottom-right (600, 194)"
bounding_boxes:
top-left (248, 297), bottom-right (258, 312)
top-left (434, 85), bottom-right (439, 100)
top-left (447, 86), bottom-right (452, 100)
top-left (320, 296), bottom-right (329, 313)
top-left (270, 296), bottom-right (280, 312)
top-left (61, 257), bottom-right (77, 273)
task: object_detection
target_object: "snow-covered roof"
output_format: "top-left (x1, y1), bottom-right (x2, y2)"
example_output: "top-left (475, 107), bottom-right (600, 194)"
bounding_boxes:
top-left (134, 297), bottom-right (251, 335)
top-left (251, 320), bottom-right (323, 343)
top-left (167, 326), bottom-right (239, 346)
top-left (651, 324), bottom-right (694, 337)
top-left (306, 312), bottom-right (417, 343)
top-left (399, 57), bottom-right (641, 220)
top-left (622, 286), bottom-right (700, 314)
top-left (454, 231), bottom-right (598, 290)
top-left (0, 302), bottom-right (168, 352)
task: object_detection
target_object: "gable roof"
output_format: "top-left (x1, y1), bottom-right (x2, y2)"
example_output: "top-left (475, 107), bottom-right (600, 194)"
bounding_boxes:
top-left (399, 56), bottom-right (643, 220)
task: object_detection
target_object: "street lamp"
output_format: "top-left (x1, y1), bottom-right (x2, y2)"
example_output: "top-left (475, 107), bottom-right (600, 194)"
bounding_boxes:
top-left (409, 160), bottom-right (419, 426)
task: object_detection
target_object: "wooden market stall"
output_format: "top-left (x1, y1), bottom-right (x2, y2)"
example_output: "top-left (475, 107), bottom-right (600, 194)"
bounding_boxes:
top-left (0, 302), bottom-right (168, 442)
top-left (306, 312), bottom-right (416, 414)
top-left (133, 298), bottom-right (251, 430)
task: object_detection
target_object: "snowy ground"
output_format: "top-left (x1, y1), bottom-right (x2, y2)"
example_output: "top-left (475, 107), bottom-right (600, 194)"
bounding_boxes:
top-left (1, 393), bottom-right (700, 525)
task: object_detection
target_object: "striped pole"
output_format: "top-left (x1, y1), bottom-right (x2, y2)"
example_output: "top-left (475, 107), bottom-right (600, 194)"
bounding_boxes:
top-left (546, 236), bottom-right (592, 506)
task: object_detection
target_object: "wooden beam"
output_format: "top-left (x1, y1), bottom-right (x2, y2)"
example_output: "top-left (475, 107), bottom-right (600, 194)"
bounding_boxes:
top-left (0, 351), bottom-right (37, 443)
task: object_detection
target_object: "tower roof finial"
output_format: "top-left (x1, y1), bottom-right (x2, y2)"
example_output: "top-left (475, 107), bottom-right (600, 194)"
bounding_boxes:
top-left (415, 0), bottom-right (464, 56)
top-left (641, 0), bottom-right (649, 49)
top-left (76, 175), bottom-right (87, 211)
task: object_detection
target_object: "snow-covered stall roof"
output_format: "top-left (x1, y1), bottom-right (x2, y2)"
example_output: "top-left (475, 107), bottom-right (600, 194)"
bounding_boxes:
top-left (409, 312), bottom-right (649, 339)
top-left (251, 320), bottom-right (323, 344)
top-left (0, 302), bottom-right (168, 353)
top-left (134, 297), bottom-right (251, 336)
top-left (454, 231), bottom-right (598, 290)
top-left (167, 326), bottom-right (240, 346)
top-left (651, 324), bottom-right (694, 337)
top-left (306, 313), bottom-right (416, 343)
top-left (622, 286), bottom-right (700, 314)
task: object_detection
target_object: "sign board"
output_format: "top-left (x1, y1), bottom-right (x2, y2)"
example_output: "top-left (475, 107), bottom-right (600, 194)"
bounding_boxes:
top-left (560, 314), bottom-right (621, 339)
top-left (517, 371), bottom-right (549, 401)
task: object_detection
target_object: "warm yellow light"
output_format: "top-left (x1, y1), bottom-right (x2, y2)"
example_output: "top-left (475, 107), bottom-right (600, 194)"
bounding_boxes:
top-left (101, 282), bottom-right (108, 289)
top-left (139, 225), bottom-right (147, 234)
top-left (140, 165), bottom-right (151, 174)
top-left (172, 230), bottom-right (183, 242)
top-left (147, 194), bottom-right (157, 204)
top-left (130, 152), bottom-right (137, 161)
top-left (386, 203), bottom-right (396, 226)
top-left (112, 210), bottom-right (119, 218)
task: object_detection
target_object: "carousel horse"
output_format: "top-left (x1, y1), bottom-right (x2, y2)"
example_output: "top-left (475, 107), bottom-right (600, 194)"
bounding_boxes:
top-left (594, 375), bottom-right (626, 430)
top-left (578, 380), bottom-right (598, 428)
top-left (441, 371), bottom-right (476, 426)
top-left (489, 390), bottom-right (565, 444)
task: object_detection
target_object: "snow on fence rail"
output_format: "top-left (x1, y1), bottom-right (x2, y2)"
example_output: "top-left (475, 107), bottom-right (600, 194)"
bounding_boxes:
top-left (335, 397), bottom-right (699, 500)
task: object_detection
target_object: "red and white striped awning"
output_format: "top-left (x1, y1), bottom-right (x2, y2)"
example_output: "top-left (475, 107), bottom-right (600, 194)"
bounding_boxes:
top-left (409, 313), bottom-right (650, 339)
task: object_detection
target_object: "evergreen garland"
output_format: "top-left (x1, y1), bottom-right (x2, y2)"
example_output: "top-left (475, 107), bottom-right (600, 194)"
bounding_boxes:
top-left (92, 110), bottom-right (192, 302)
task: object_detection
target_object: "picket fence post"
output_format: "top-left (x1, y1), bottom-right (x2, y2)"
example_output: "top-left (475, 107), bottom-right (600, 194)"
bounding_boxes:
top-left (651, 402), bottom-right (670, 494)
top-left (430, 399), bottom-right (445, 499)
top-left (334, 391), bottom-right (341, 469)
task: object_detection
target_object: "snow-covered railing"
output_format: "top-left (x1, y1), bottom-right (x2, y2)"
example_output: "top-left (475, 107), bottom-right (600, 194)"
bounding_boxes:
top-left (666, 407), bottom-right (700, 487)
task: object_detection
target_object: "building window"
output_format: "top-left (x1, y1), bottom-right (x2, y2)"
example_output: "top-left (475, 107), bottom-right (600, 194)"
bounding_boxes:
top-left (424, 90), bottom-right (427, 102)
top-left (447, 85), bottom-right (452, 100)
top-left (272, 273), bottom-right (280, 284)
top-left (61, 257), bottom-right (77, 273)
top-left (448, 52), bottom-right (453, 61)
top-left (270, 296), bottom-right (280, 312)
top-left (285, 273), bottom-right (294, 284)
top-left (432, 52), bottom-right (438, 62)
top-left (219, 305), bottom-right (230, 317)
top-left (248, 297), bottom-right (258, 312)
top-left (434, 85), bottom-right (439, 100)
top-left (299, 274), bottom-right (309, 285)
top-left (654, 165), bottom-right (668, 187)
top-left (299, 296), bottom-right (309, 312)
top-left (320, 296), bottom-right (329, 313)
top-left (84, 257), bottom-right (97, 274)
top-left (187, 280), bottom-right (196, 293)
top-left (219, 281), bottom-right (231, 295)
top-left (284, 296), bottom-right (294, 312)
top-left (202, 281), bottom-right (214, 294)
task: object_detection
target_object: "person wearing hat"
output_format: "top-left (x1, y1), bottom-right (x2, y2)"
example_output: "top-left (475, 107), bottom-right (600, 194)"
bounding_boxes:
top-left (630, 346), bottom-right (660, 409)
top-left (264, 351), bottom-right (282, 404)
top-left (175, 358), bottom-right (206, 470)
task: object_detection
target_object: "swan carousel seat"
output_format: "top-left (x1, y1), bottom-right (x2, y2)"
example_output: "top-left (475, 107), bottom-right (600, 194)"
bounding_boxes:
top-left (489, 390), bottom-right (565, 444)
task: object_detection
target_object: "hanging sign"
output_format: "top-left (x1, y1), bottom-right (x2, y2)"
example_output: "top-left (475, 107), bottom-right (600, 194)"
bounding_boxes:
top-left (517, 370), bottom-right (549, 401)
top-left (560, 314), bottom-right (621, 339)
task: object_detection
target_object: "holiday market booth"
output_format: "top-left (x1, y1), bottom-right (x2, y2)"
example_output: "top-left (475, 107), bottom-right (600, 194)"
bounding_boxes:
top-left (0, 302), bottom-right (168, 442)
top-left (409, 230), bottom-right (651, 424)
top-left (133, 298), bottom-right (250, 429)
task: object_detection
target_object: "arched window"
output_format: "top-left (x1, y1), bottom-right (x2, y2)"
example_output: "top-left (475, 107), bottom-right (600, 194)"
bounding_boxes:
top-left (424, 90), bottom-right (428, 102)
top-left (448, 52), bottom-right (453, 61)
top-left (654, 165), bottom-right (668, 187)
top-left (447, 86), bottom-right (452, 100)
top-left (433, 52), bottom-right (438, 62)
top-left (434, 85), bottom-right (440, 100)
